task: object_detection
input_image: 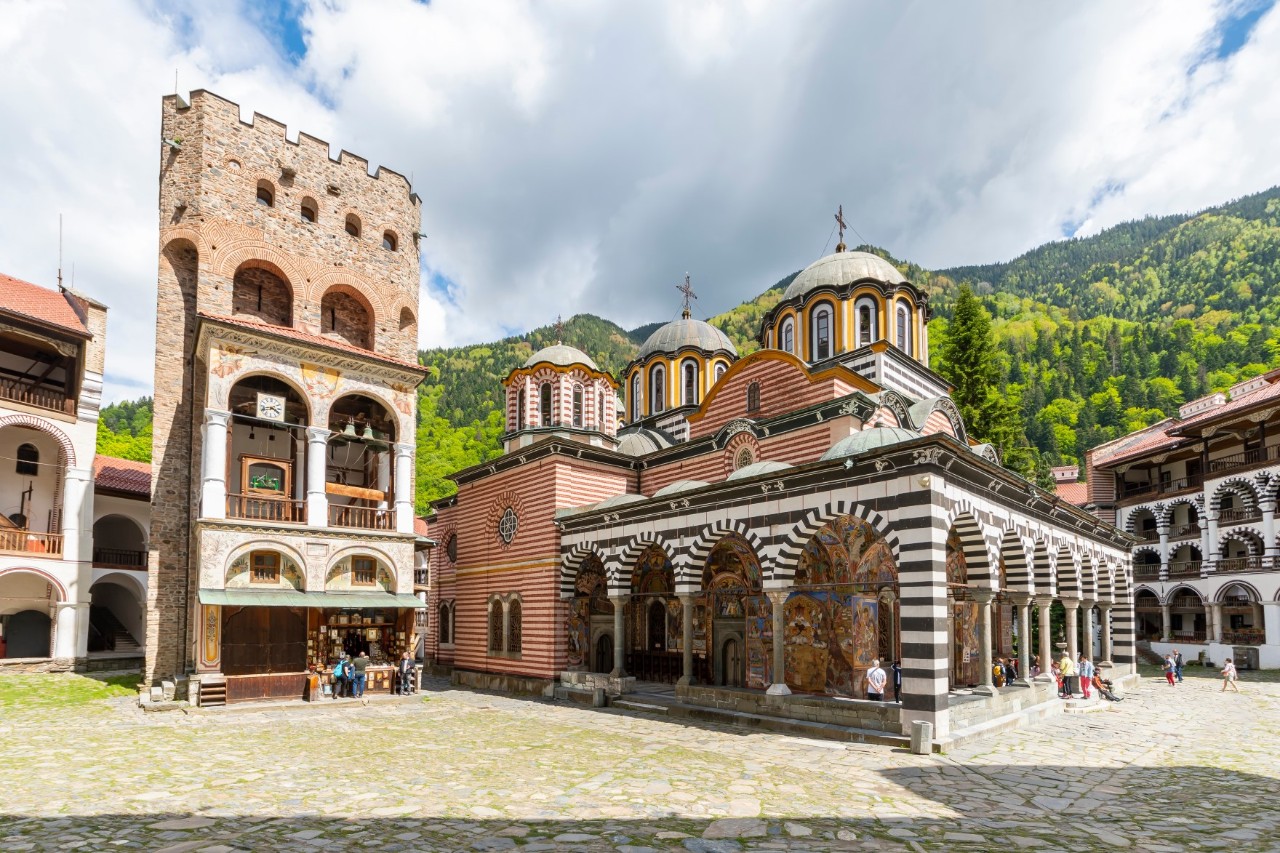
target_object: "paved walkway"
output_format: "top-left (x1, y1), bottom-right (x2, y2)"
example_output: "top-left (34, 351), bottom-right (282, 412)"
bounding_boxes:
top-left (0, 666), bottom-right (1277, 852)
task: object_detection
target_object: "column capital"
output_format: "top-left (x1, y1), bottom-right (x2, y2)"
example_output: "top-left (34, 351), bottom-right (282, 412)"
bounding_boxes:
top-left (395, 441), bottom-right (415, 458)
top-left (305, 425), bottom-right (332, 442)
top-left (204, 408), bottom-right (232, 425)
top-left (971, 588), bottom-right (994, 605)
top-left (677, 592), bottom-right (697, 605)
top-left (765, 589), bottom-right (789, 606)
top-left (1034, 595), bottom-right (1054, 606)
top-left (608, 592), bottom-right (629, 603)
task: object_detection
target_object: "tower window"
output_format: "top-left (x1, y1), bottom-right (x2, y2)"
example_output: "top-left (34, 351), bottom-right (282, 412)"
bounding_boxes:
top-left (382, 230), bottom-right (397, 251)
top-left (631, 373), bottom-right (641, 421)
top-left (345, 214), bottom-right (361, 237)
top-left (300, 198), bottom-right (317, 223)
top-left (714, 361), bottom-right (727, 382)
top-left (856, 299), bottom-right (877, 347)
top-left (597, 389), bottom-right (606, 427)
top-left (682, 360), bottom-right (698, 407)
top-left (517, 388), bottom-right (526, 430)
top-left (747, 381), bottom-right (760, 413)
top-left (573, 385), bottom-right (584, 428)
top-left (540, 383), bottom-right (552, 426)
top-left (15, 443), bottom-right (38, 476)
top-left (256, 181), bottom-right (274, 207)
top-left (896, 301), bottom-right (912, 353)
top-left (780, 317), bottom-right (794, 354)
top-left (650, 365), bottom-right (666, 416)
top-left (812, 303), bottom-right (833, 361)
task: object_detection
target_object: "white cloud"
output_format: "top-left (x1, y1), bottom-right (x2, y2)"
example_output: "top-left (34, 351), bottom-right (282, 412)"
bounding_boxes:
top-left (0, 0), bottom-right (1277, 401)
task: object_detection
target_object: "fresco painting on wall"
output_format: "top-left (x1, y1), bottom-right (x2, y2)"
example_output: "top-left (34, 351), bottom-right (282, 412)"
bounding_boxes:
top-left (566, 556), bottom-right (609, 669)
top-left (700, 534), bottom-right (763, 687)
top-left (947, 527), bottom-right (981, 687)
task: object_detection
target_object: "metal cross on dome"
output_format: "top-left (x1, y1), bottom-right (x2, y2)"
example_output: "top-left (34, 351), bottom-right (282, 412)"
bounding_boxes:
top-left (554, 314), bottom-right (565, 343)
top-left (677, 273), bottom-right (697, 319)
top-left (834, 204), bottom-right (848, 252)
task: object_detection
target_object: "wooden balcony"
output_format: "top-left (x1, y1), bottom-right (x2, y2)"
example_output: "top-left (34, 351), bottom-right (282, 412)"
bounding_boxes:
top-left (328, 504), bottom-right (395, 531)
top-left (1167, 560), bottom-right (1203, 578)
top-left (1169, 524), bottom-right (1202, 541)
top-left (1216, 556), bottom-right (1264, 575)
top-left (1119, 473), bottom-right (1203, 502)
top-left (1218, 507), bottom-right (1262, 525)
top-left (1133, 564), bottom-right (1161, 581)
top-left (1208, 444), bottom-right (1280, 475)
top-left (1133, 529), bottom-right (1160, 543)
top-left (1222, 629), bottom-right (1265, 646)
top-left (226, 494), bottom-right (306, 524)
top-left (0, 377), bottom-right (75, 415)
top-left (414, 569), bottom-right (429, 587)
top-left (92, 547), bottom-right (146, 569)
top-left (0, 529), bottom-right (64, 557)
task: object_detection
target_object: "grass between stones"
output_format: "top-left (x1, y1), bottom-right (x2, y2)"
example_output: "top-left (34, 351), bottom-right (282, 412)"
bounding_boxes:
top-left (0, 673), bottom-right (139, 709)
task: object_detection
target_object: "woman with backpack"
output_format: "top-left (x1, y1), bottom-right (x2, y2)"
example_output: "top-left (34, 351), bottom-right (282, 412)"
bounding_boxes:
top-left (332, 654), bottom-right (350, 699)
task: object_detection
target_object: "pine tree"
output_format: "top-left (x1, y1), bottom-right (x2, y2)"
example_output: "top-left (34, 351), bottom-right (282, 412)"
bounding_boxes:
top-left (937, 284), bottom-right (1002, 434)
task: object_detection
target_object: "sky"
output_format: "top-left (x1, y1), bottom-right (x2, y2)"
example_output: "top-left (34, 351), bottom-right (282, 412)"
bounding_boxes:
top-left (1, 0), bottom-right (1278, 402)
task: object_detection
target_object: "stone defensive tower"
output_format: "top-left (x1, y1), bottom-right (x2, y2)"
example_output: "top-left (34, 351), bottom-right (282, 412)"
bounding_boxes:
top-left (147, 90), bottom-right (426, 692)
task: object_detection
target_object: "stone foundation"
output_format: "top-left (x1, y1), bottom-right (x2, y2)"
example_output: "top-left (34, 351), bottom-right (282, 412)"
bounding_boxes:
top-left (675, 684), bottom-right (903, 733)
top-left (560, 671), bottom-right (635, 695)
top-left (0, 657), bottom-right (77, 674)
top-left (451, 668), bottom-right (553, 697)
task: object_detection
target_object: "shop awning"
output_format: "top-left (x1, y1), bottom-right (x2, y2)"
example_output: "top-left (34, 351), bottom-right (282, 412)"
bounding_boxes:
top-left (198, 589), bottom-right (425, 609)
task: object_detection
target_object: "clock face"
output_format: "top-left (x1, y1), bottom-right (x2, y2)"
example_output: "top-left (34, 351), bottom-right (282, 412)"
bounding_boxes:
top-left (257, 393), bottom-right (286, 422)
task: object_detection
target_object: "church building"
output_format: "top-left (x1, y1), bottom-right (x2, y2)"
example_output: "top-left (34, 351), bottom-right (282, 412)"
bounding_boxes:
top-left (427, 244), bottom-right (1136, 739)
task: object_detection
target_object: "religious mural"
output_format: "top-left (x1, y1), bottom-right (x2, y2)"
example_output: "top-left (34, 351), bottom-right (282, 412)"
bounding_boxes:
top-left (566, 555), bottom-right (609, 669)
top-left (947, 527), bottom-right (981, 687)
top-left (784, 516), bottom-right (896, 697)
top-left (629, 546), bottom-right (676, 654)
top-left (700, 535), bottom-right (766, 689)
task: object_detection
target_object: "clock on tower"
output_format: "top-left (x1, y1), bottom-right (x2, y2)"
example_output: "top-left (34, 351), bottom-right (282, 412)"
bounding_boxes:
top-left (256, 392), bottom-right (286, 422)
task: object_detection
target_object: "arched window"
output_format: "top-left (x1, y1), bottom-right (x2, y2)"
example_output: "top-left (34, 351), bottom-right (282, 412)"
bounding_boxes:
top-left (249, 551), bottom-right (280, 584)
top-left (573, 384), bottom-right (584, 428)
top-left (747, 381), bottom-right (760, 413)
top-left (507, 597), bottom-right (522, 654)
top-left (630, 373), bottom-right (641, 422)
top-left (735, 446), bottom-right (755, 470)
top-left (15, 443), bottom-right (38, 476)
top-left (300, 197), bottom-right (317, 223)
top-left (855, 297), bottom-right (878, 347)
top-left (488, 599), bottom-right (504, 653)
top-left (345, 214), bottom-right (361, 238)
top-left (438, 601), bottom-right (451, 644)
top-left (539, 383), bottom-right (552, 426)
top-left (382, 230), bottom-right (397, 251)
top-left (681, 359), bottom-right (699, 407)
top-left (780, 317), bottom-right (794, 354)
top-left (714, 361), bottom-right (727, 382)
top-left (650, 365), bottom-right (666, 415)
top-left (597, 388), bottom-right (606, 427)
top-left (896, 300), bottom-right (912, 353)
top-left (255, 181), bottom-right (274, 207)
top-left (811, 303), bottom-right (833, 360)
top-left (517, 388), bottom-right (526, 430)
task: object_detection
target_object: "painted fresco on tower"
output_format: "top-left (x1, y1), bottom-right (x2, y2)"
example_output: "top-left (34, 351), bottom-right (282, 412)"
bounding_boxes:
top-left (566, 556), bottom-right (609, 669)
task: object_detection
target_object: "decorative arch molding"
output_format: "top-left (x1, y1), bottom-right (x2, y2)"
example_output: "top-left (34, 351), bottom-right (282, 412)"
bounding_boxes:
top-left (0, 566), bottom-right (68, 601)
top-left (159, 228), bottom-right (210, 258)
top-left (1132, 544), bottom-right (1161, 559)
top-left (916, 396), bottom-right (967, 445)
top-left (224, 540), bottom-right (308, 591)
top-left (685, 520), bottom-right (765, 588)
top-left (325, 544), bottom-right (400, 593)
top-left (1123, 505), bottom-right (1159, 532)
top-left (0, 414), bottom-right (76, 468)
top-left (1055, 545), bottom-right (1082, 599)
top-left (214, 245), bottom-right (308, 305)
top-left (215, 368), bottom-right (314, 423)
top-left (943, 502), bottom-right (997, 590)
top-left (772, 500), bottom-right (899, 586)
top-left (1080, 559), bottom-right (1099, 602)
top-left (1218, 526), bottom-right (1264, 555)
top-left (89, 570), bottom-right (147, 599)
top-left (309, 273), bottom-right (388, 322)
top-left (1165, 584), bottom-right (1205, 605)
top-left (1211, 477), bottom-right (1260, 512)
top-left (560, 543), bottom-right (606, 599)
top-left (615, 532), bottom-right (673, 592)
top-left (999, 528), bottom-right (1033, 595)
top-left (1132, 584), bottom-right (1161, 602)
top-left (1215, 580), bottom-right (1262, 603)
top-left (1096, 563), bottom-right (1116, 604)
top-left (1031, 540), bottom-right (1056, 598)
top-left (876, 391), bottom-right (913, 430)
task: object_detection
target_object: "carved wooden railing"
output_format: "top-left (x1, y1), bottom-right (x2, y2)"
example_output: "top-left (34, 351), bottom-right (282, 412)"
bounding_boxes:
top-left (0, 377), bottom-right (75, 415)
top-left (1218, 507), bottom-right (1262, 525)
top-left (1166, 560), bottom-right (1203, 578)
top-left (0, 529), bottom-right (64, 556)
top-left (1208, 444), bottom-right (1280, 474)
top-left (328, 504), bottom-right (395, 531)
top-left (1215, 556), bottom-right (1263, 574)
top-left (92, 547), bottom-right (146, 568)
top-left (226, 494), bottom-right (306, 523)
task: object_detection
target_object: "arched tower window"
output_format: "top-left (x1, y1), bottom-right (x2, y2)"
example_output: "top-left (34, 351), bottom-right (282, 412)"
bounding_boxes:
top-left (681, 359), bottom-right (699, 407)
top-left (320, 287), bottom-right (373, 350)
top-left (345, 214), bottom-right (361, 238)
top-left (488, 599), bottom-right (503, 653)
top-left (573, 384), bottom-right (584, 428)
top-left (506, 598), bottom-right (522, 654)
top-left (15, 443), bottom-right (38, 476)
top-left (650, 365), bottom-right (666, 416)
top-left (255, 180), bottom-right (274, 207)
top-left (597, 387), bottom-right (606, 427)
top-left (517, 388), bottom-right (526, 430)
top-left (855, 297), bottom-right (878, 347)
top-left (438, 601), bottom-right (451, 644)
top-left (539, 383), bottom-right (552, 426)
top-left (811, 303), bottom-right (833, 361)
top-left (630, 373), bottom-right (641, 422)
top-left (896, 300), bottom-right (912, 354)
top-left (382, 230), bottom-right (397, 251)
top-left (232, 263), bottom-right (293, 327)
top-left (714, 361), bottom-right (727, 382)
top-left (300, 197), bottom-right (317, 223)
top-left (747, 381), bottom-right (760, 413)
top-left (780, 317), bottom-right (795, 354)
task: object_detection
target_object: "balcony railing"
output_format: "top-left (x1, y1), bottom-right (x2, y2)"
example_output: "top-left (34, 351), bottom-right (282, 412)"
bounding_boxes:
top-left (414, 569), bottom-right (429, 587)
top-left (93, 547), bottom-right (146, 568)
top-left (1169, 524), bottom-right (1202, 540)
top-left (1134, 564), bottom-right (1161, 581)
top-left (328, 504), bottom-right (395, 531)
top-left (1120, 473), bottom-right (1203, 500)
top-left (1215, 556), bottom-right (1263, 574)
top-left (0, 377), bottom-right (75, 415)
top-left (1217, 507), bottom-right (1262, 525)
top-left (0, 529), bottom-right (64, 557)
top-left (1222, 629), bottom-right (1265, 646)
top-left (1133, 529), bottom-right (1160, 543)
top-left (226, 494), bottom-right (306, 524)
top-left (1167, 560), bottom-right (1203, 578)
top-left (1208, 444), bottom-right (1280, 474)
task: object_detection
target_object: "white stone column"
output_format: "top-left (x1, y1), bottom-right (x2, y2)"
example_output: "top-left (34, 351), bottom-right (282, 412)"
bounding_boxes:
top-left (1099, 605), bottom-right (1114, 665)
top-left (765, 590), bottom-right (791, 696)
top-left (1161, 604), bottom-right (1172, 641)
top-left (1209, 602), bottom-right (1223, 643)
top-left (59, 466), bottom-right (93, 566)
top-left (53, 601), bottom-right (84, 660)
top-left (974, 590), bottom-right (995, 693)
top-left (678, 594), bottom-right (695, 686)
top-left (1206, 512), bottom-right (1219, 572)
top-left (1082, 603), bottom-right (1096, 660)
top-left (1016, 597), bottom-right (1032, 684)
top-left (1036, 597), bottom-right (1053, 680)
top-left (1263, 602), bottom-right (1280, 649)
top-left (610, 594), bottom-right (627, 677)
top-left (200, 409), bottom-right (231, 520)
top-left (1158, 526), bottom-right (1170, 578)
top-left (1064, 600), bottom-right (1080, 660)
top-left (305, 426), bottom-right (330, 527)
top-left (394, 442), bottom-right (415, 534)
top-left (1263, 500), bottom-right (1277, 569)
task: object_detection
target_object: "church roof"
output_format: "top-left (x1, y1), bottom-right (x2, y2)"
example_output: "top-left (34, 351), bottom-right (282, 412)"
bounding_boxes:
top-left (783, 251), bottom-right (908, 301)
top-left (524, 343), bottom-right (598, 370)
top-left (636, 317), bottom-right (736, 360)
top-left (653, 479), bottom-right (710, 497)
top-left (93, 454), bottom-right (151, 498)
top-left (616, 427), bottom-right (674, 457)
top-left (820, 426), bottom-right (920, 460)
top-left (725, 460), bottom-right (794, 481)
top-left (0, 273), bottom-right (90, 337)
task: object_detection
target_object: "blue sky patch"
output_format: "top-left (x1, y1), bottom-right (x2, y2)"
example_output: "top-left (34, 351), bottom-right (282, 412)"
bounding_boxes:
top-left (244, 0), bottom-right (308, 66)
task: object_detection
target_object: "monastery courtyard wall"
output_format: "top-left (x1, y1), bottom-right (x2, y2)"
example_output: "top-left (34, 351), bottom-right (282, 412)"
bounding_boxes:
top-left (1, 667), bottom-right (1277, 851)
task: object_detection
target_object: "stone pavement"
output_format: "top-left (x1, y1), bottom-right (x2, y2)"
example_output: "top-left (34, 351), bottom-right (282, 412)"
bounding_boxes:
top-left (1, 667), bottom-right (1278, 852)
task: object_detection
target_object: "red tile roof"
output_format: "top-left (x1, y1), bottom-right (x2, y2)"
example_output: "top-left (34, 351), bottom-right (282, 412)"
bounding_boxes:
top-left (93, 455), bottom-right (151, 498)
top-left (1055, 481), bottom-right (1088, 507)
top-left (199, 313), bottom-right (426, 371)
top-left (0, 273), bottom-right (89, 336)
top-left (1170, 376), bottom-right (1280, 434)
top-left (414, 516), bottom-right (430, 537)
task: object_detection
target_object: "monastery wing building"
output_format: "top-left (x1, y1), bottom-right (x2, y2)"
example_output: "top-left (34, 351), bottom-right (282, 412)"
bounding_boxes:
top-left (428, 247), bottom-right (1135, 739)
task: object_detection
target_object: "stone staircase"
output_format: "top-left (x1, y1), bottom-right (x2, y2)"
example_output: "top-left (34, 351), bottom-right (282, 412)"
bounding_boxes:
top-left (89, 606), bottom-right (141, 653)
top-left (1136, 641), bottom-right (1165, 666)
top-left (198, 674), bottom-right (227, 707)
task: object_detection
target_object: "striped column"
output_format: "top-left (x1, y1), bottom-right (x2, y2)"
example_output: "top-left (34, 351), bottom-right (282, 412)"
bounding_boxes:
top-left (894, 491), bottom-right (951, 738)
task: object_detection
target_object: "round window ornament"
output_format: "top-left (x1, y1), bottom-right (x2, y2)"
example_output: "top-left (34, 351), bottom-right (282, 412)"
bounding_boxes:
top-left (735, 447), bottom-right (755, 471)
top-left (498, 507), bottom-right (519, 544)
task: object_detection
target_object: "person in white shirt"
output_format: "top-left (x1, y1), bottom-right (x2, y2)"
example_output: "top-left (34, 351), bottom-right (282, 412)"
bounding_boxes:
top-left (1221, 658), bottom-right (1240, 693)
top-left (866, 659), bottom-right (887, 701)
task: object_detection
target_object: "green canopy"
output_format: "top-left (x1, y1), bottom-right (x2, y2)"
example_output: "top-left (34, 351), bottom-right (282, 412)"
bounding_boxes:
top-left (198, 588), bottom-right (424, 609)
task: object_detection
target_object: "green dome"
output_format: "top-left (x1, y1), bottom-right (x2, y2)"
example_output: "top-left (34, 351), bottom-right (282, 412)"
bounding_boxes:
top-left (820, 426), bottom-right (921, 461)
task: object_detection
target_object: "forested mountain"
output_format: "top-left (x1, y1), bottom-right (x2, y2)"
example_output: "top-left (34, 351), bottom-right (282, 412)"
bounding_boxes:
top-left (96, 186), bottom-right (1280, 510)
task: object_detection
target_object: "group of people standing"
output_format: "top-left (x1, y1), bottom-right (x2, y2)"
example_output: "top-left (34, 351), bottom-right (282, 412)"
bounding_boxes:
top-left (1162, 648), bottom-right (1241, 692)
top-left (1051, 652), bottom-right (1122, 702)
top-left (330, 651), bottom-right (419, 703)
top-left (865, 659), bottom-right (902, 702)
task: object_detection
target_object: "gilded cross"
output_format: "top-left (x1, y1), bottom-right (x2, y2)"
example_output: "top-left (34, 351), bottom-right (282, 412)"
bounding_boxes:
top-left (834, 204), bottom-right (847, 250)
top-left (677, 273), bottom-right (697, 318)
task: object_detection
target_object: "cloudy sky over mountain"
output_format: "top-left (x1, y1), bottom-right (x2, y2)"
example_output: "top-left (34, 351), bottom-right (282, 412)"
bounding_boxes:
top-left (2, 0), bottom-right (1278, 400)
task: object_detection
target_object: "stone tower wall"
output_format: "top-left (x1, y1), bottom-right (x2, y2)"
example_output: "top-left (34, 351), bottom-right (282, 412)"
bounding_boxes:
top-left (146, 90), bottom-right (423, 685)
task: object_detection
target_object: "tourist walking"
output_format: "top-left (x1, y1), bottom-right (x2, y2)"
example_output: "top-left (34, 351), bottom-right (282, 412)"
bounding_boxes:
top-left (1220, 658), bottom-right (1240, 693)
top-left (891, 660), bottom-right (902, 703)
top-left (1173, 648), bottom-right (1184, 683)
top-left (1059, 652), bottom-right (1076, 697)
top-left (331, 654), bottom-right (349, 699)
top-left (1162, 654), bottom-right (1176, 686)
top-left (866, 659), bottom-right (887, 701)
top-left (1051, 659), bottom-right (1064, 696)
top-left (396, 651), bottom-right (417, 695)
top-left (1078, 655), bottom-right (1094, 699)
top-left (352, 650), bottom-right (371, 703)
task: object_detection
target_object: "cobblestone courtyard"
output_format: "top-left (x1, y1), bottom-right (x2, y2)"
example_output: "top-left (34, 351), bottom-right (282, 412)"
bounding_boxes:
top-left (1, 667), bottom-right (1278, 852)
